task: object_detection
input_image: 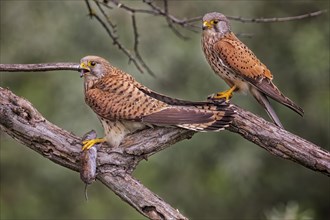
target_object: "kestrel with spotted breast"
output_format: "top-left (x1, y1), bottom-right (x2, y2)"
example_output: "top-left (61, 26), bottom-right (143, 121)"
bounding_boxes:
top-left (79, 56), bottom-right (234, 150)
top-left (202, 12), bottom-right (303, 128)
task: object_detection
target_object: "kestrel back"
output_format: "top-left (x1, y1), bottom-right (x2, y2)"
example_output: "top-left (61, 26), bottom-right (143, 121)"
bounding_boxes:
top-left (201, 12), bottom-right (303, 128)
top-left (79, 56), bottom-right (235, 149)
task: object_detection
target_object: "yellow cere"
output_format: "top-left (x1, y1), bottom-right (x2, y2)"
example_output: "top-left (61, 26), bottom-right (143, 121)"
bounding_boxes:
top-left (203, 20), bottom-right (216, 29)
top-left (80, 62), bottom-right (87, 69)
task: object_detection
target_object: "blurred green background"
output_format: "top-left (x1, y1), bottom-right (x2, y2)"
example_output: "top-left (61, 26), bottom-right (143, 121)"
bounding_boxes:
top-left (1, 1), bottom-right (329, 219)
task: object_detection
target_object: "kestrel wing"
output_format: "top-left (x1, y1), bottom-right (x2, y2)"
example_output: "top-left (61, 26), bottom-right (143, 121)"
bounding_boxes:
top-left (85, 74), bottom-right (167, 121)
top-left (131, 78), bottom-right (234, 126)
top-left (215, 34), bottom-right (303, 116)
top-left (133, 79), bottom-right (230, 110)
top-left (85, 73), bottom-right (227, 125)
top-left (141, 107), bottom-right (214, 125)
top-left (214, 33), bottom-right (272, 80)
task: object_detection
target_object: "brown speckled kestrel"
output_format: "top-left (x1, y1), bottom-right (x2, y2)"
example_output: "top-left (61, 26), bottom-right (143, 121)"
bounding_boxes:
top-left (202, 12), bottom-right (303, 128)
top-left (79, 56), bottom-right (234, 149)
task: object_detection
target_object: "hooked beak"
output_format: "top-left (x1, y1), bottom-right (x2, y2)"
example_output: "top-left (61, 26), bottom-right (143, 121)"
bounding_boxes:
top-left (79, 62), bottom-right (90, 78)
top-left (202, 21), bottom-right (212, 30)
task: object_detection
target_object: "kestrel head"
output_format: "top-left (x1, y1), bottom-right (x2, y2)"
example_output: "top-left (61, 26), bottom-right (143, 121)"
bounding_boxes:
top-left (202, 12), bottom-right (231, 35)
top-left (79, 55), bottom-right (111, 79)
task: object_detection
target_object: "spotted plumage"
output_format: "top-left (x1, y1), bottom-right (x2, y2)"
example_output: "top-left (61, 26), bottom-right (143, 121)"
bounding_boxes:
top-left (202, 12), bottom-right (303, 128)
top-left (80, 56), bottom-right (234, 148)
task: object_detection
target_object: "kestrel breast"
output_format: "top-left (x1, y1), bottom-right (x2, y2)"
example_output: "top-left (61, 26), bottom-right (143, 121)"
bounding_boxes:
top-left (203, 42), bottom-right (248, 93)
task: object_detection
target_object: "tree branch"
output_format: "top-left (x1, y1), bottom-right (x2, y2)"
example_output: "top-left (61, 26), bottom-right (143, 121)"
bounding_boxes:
top-left (0, 87), bottom-right (190, 219)
top-left (84, 0), bottom-right (147, 75)
top-left (84, 0), bottom-right (327, 75)
top-left (0, 63), bottom-right (329, 176)
top-left (143, 0), bottom-right (190, 39)
top-left (0, 63), bottom-right (79, 72)
top-left (1, 64), bottom-right (330, 218)
top-left (131, 12), bottom-right (155, 76)
top-left (228, 107), bottom-right (330, 175)
top-left (226, 10), bottom-right (327, 23)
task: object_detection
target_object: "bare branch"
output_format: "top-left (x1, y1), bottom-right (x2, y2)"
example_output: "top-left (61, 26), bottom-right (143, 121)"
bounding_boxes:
top-left (131, 13), bottom-right (155, 76)
top-left (2, 84), bottom-right (329, 176)
top-left (1, 64), bottom-right (330, 177)
top-left (143, 0), bottom-right (189, 39)
top-left (84, 1), bottom-right (326, 75)
top-left (163, 0), bottom-right (189, 39)
top-left (0, 87), bottom-right (189, 220)
top-left (99, 171), bottom-right (188, 219)
top-left (106, 0), bottom-right (156, 15)
top-left (1, 66), bottom-right (330, 219)
top-left (95, 0), bottom-right (117, 30)
top-left (164, 10), bottom-right (327, 25)
top-left (229, 106), bottom-right (330, 175)
top-left (0, 63), bottom-right (79, 72)
top-left (84, 0), bottom-right (145, 74)
top-left (87, 0), bottom-right (155, 76)
top-left (227, 10), bottom-right (327, 23)
top-left (96, 0), bottom-right (114, 10)
top-left (85, 0), bottom-right (94, 18)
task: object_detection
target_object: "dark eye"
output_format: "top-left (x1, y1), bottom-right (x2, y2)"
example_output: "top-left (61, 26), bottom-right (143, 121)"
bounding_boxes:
top-left (90, 61), bottom-right (96, 66)
top-left (212, 20), bottom-right (219, 24)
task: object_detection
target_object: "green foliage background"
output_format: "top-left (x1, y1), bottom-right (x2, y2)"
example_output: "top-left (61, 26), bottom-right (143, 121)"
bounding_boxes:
top-left (0, 1), bottom-right (329, 219)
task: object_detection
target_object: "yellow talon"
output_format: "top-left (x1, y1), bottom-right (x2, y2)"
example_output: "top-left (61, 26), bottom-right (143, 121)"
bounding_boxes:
top-left (82, 138), bottom-right (106, 151)
top-left (209, 85), bottom-right (236, 102)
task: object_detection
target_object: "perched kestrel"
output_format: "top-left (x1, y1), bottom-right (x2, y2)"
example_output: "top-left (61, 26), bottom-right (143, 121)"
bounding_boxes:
top-left (201, 12), bottom-right (303, 128)
top-left (79, 56), bottom-right (234, 149)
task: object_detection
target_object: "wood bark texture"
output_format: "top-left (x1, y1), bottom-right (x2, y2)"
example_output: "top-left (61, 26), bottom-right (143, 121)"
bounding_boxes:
top-left (1, 63), bottom-right (329, 219)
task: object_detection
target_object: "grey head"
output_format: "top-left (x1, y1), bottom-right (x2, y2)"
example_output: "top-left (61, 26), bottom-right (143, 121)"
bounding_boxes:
top-left (79, 55), bottom-right (111, 79)
top-left (202, 12), bottom-right (231, 35)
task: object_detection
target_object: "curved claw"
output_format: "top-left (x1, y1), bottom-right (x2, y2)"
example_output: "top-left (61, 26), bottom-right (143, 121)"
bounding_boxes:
top-left (82, 138), bottom-right (106, 151)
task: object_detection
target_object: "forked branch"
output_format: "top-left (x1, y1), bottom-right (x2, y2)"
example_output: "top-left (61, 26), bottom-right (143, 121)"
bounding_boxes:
top-left (0, 86), bottom-right (190, 219)
top-left (1, 64), bottom-right (330, 219)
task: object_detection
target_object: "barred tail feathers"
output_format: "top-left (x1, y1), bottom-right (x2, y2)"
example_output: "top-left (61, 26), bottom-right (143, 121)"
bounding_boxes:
top-left (177, 102), bottom-right (235, 131)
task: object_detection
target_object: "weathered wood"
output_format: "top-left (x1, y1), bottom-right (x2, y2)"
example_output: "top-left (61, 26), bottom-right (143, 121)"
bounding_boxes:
top-left (0, 87), bottom-right (190, 219)
top-left (1, 63), bottom-right (330, 219)
top-left (229, 106), bottom-right (330, 176)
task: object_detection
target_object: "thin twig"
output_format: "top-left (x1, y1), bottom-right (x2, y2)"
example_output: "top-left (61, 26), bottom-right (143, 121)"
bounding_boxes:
top-left (94, 0), bottom-right (117, 30)
top-left (85, 0), bottom-right (94, 18)
top-left (107, 0), bottom-right (156, 14)
top-left (169, 10), bottom-right (327, 25)
top-left (163, 0), bottom-right (188, 39)
top-left (96, 0), bottom-right (113, 10)
top-left (94, 2), bottom-right (327, 28)
top-left (84, 1), bottom-right (327, 79)
top-left (227, 10), bottom-right (327, 23)
top-left (143, 0), bottom-right (189, 39)
top-left (93, 0), bottom-right (155, 75)
top-left (131, 13), bottom-right (155, 76)
top-left (84, 0), bottom-right (145, 74)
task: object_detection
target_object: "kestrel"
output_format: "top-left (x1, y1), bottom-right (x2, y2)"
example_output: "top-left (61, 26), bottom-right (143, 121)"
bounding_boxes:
top-left (79, 56), bottom-right (234, 149)
top-left (201, 12), bottom-right (303, 128)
